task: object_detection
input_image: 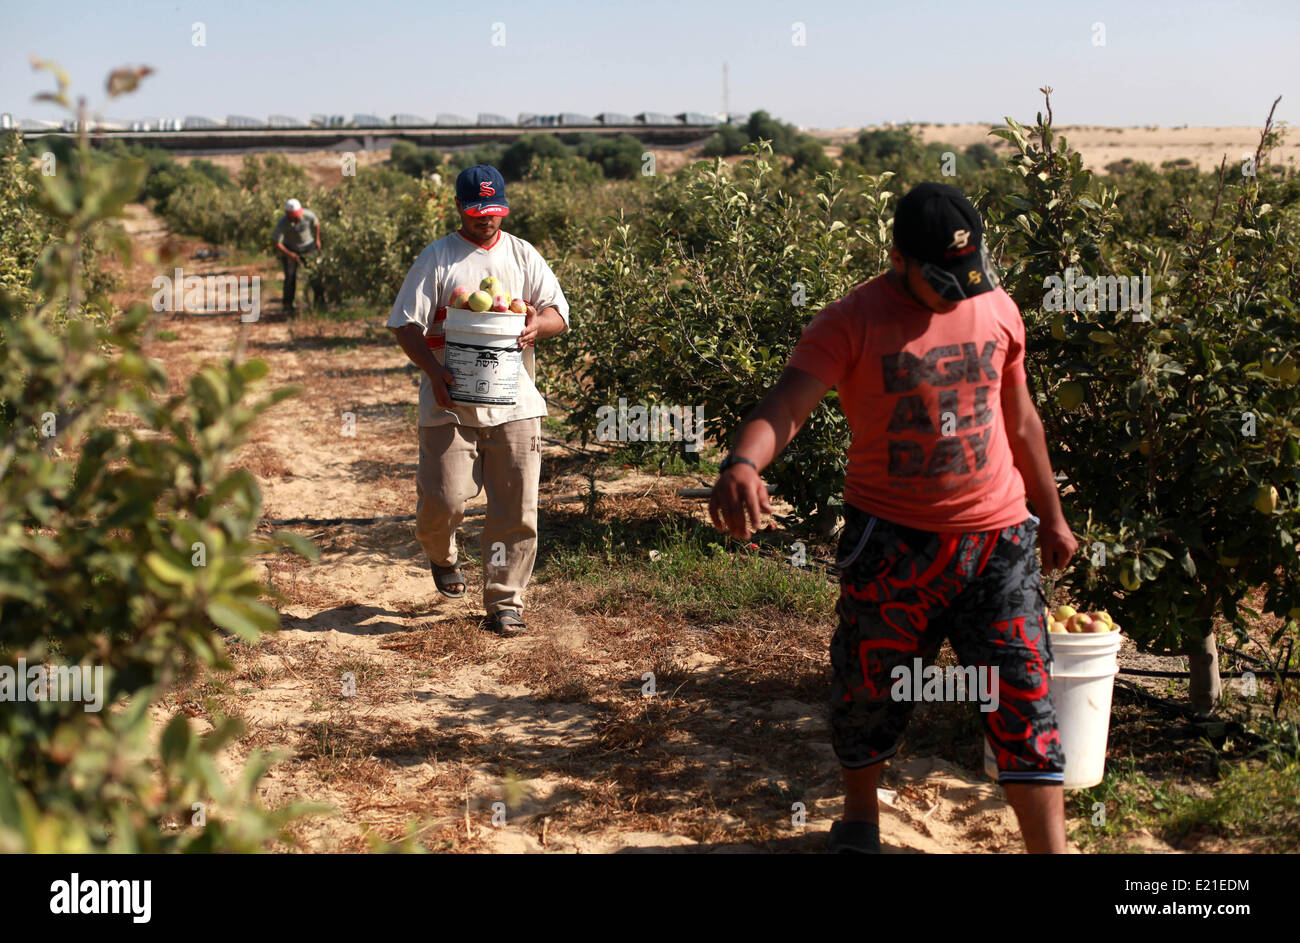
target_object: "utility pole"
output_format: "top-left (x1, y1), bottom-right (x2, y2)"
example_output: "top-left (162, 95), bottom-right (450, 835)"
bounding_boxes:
top-left (722, 62), bottom-right (729, 121)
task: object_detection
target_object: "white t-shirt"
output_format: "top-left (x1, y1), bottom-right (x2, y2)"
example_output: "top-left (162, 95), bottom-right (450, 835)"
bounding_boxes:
top-left (387, 229), bottom-right (570, 428)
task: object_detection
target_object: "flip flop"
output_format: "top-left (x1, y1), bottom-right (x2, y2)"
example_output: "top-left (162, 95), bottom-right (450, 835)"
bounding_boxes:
top-left (483, 609), bottom-right (526, 637)
top-left (430, 560), bottom-right (466, 599)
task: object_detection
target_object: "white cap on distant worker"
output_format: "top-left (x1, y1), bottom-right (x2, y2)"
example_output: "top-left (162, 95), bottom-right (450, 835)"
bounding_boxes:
top-left (285, 198), bottom-right (302, 213)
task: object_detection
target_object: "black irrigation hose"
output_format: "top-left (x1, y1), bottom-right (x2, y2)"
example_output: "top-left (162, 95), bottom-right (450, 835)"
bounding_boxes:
top-left (262, 513), bottom-right (415, 526)
top-left (1112, 680), bottom-right (1297, 759)
top-left (1119, 668), bottom-right (1300, 679)
top-left (1109, 679), bottom-right (1275, 745)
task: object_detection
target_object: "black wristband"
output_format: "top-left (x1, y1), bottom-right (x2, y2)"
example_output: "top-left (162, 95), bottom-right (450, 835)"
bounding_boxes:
top-left (720, 454), bottom-right (758, 474)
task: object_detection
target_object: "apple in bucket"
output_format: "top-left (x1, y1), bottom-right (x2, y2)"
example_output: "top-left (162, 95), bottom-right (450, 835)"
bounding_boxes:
top-left (1045, 604), bottom-right (1121, 633)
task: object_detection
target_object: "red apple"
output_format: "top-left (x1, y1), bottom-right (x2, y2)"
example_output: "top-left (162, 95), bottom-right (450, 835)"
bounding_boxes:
top-left (491, 293), bottom-right (510, 313)
top-left (509, 298), bottom-right (528, 314)
top-left (449, 286), bottom-right (472, 308)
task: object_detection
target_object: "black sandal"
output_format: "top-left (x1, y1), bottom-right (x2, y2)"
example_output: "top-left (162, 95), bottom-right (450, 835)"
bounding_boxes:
top-left (483, 609), bottom-right (526, 637)
top-left (827, 820), bottom-right (882, 854)
top-left (430, 560), bottom-right (466, 599)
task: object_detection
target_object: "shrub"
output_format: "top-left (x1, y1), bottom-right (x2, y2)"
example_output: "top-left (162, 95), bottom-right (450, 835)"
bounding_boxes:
top-left (499, 134), bottom-right (570, 181)
top-left (572, 134), bottom-right (645, 180)
top-left (551, 145), bottom-right (873, 530)
top-left (986, 92), bottom-right (1300, 666)
top-left (304, 165), bottom-right (440, 307)
top-left (160, 154), bottom-right (314, 251)
top-left (701, 124), bottom-right (748, 158)
top-left (1, 62), bottom-right (317, 851)
top-left (387, 140), bottom-right (445, 180)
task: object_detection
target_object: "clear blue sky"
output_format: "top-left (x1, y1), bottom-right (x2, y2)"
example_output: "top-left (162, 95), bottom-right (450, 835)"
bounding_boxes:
top-left (2, 0), bottom-right (1295, 129)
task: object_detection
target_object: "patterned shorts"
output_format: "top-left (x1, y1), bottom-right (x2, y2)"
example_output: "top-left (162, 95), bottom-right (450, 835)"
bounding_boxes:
top-left (829, 504), bottom-right (1066, 784)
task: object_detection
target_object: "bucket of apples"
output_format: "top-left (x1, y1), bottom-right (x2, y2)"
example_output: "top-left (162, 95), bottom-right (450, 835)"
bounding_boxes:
top-left (988, 603), bottom-right (1125, 788)
top-left (441, 276), bottom-right (529, 406)
top-left (1045, 605), bottom-right (1120, 635)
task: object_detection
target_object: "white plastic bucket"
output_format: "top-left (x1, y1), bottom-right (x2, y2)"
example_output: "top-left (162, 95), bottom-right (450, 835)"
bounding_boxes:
top-left (443, 307), bottom-right (526, 407)
top-left (984, 630), bottom-right (1122, 789)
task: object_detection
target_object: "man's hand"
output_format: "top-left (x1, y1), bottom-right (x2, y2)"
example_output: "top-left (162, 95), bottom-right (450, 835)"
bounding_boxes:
top-left (517, 303), bottom-right (539, 349)
top-left (709, 463), bottom-right (772, 541)
top-left (1037, 514), bottom-right (1078, 576)
top-left (427, 362), bottom-right (455, 409)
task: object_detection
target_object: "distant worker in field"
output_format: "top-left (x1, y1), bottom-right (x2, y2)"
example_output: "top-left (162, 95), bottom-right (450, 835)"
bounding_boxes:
top-left (387, 164), bottom-right (569, 636)
top-left (709, 183), bottom-right (1079, 854)
top-left (272, 197), bottom-right (321, 316)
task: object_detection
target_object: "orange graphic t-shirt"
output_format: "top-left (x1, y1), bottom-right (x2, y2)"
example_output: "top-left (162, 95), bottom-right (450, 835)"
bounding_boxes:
top-left (787, 273), bottom-right (1030, 533)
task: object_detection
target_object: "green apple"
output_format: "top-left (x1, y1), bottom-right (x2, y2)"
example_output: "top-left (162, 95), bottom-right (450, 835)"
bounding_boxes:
top-left (1049, 620), bottom-right (1067, 634)
top-left (467, 290), bottom-right (492, 312)
top-left (1254, 484), bottom-right (1279, 515)
top-left (1053, 605), bottom-right (1077, 623)
top-left (1056, 381), bottom-right (1085, 411)
top-left (480, 276), bottom-right (502, 294)
top-left (1216, 541), bottom-right (1240, 567)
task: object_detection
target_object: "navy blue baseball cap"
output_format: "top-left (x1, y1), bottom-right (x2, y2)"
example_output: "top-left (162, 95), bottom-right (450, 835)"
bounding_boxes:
top-left (455, 164), bottom-right (510, 217)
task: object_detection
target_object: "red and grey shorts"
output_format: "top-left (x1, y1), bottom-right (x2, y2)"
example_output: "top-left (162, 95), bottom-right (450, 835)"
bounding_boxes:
top-left (829, 504), bottom-right (1066, 784)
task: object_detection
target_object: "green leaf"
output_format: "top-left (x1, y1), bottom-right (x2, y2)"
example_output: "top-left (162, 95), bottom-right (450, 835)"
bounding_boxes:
top-left (273, 530), bottom-right (320, 561)
top-left (206, 596), bottom-right (278, 641)
top-left (144, 551), bottom-right (195, 586)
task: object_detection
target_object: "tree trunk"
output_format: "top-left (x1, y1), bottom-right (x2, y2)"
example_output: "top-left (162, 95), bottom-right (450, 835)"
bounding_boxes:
top-left (1185, 630), bottom-right (1221, 716)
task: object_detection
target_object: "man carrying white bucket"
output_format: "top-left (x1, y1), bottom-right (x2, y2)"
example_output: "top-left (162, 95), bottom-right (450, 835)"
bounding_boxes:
top-left (710, 183), bottom-right (1079, 853)
top-left (387, 165), bottom-right (569, 635)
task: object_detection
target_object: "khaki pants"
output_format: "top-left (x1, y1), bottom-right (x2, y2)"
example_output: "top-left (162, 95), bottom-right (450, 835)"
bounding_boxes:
top-left (416, 418), bottom-right (542, 615)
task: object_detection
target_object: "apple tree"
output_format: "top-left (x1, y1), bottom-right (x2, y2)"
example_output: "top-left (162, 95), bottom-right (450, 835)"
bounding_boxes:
top-left (984, 91), bottom-right (1300, 712)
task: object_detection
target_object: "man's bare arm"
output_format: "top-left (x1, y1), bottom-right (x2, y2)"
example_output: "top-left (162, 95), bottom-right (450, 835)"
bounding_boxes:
top-left (390, 323), bottom-right (454, 409)
top-left (1001, 380), bottom-right (1078, 573)
top-left (709, 366), bottom-right (831, 539)
top-left (729, 367), bottom-right (830, 471)
top-left (518, 305), bottom-right (565, 348)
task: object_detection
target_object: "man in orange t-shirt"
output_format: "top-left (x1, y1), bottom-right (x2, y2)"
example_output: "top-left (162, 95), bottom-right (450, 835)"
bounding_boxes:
top-left (710, 182), bottom-right (1078, 854)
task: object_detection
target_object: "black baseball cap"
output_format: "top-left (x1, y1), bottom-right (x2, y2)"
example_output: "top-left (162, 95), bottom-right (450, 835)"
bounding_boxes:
top-left (893, 182), bottom-right (998, 301)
